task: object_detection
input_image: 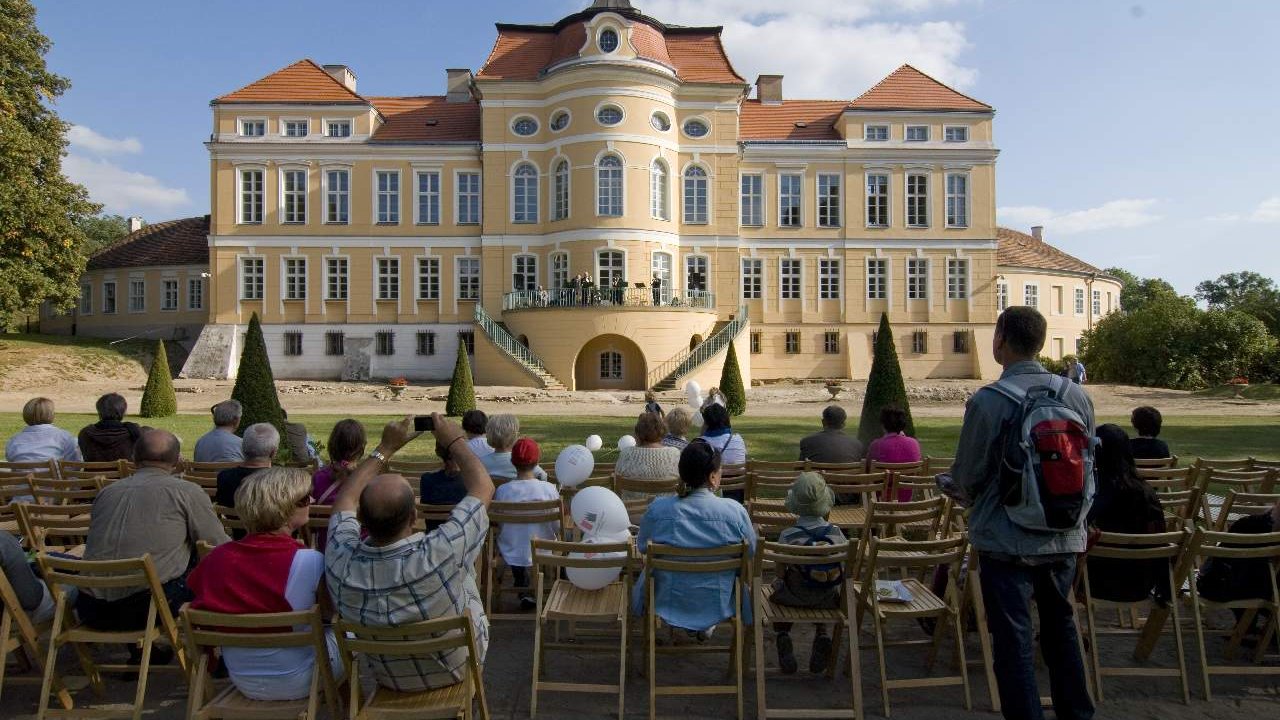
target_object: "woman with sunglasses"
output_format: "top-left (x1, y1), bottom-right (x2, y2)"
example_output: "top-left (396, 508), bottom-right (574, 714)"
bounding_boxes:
top-left (188, 467), bottom-right (344, 701)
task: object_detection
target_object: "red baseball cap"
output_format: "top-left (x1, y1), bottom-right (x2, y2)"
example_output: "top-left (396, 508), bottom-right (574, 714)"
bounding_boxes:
top-left (511, 437), bottom-right (541, 467)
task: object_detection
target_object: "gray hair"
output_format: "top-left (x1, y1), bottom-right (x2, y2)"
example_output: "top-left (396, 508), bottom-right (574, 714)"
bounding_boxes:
top-left (241, 423), bottom-right (280, 460)
top-left (486, 414), bottom-right (520, 452)
top-left (211, 400), bottom-right (243, 427)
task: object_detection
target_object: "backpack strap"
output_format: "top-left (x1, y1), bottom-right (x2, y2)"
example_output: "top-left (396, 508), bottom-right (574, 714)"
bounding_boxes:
top-left (798, 524), bottom-right (836, 543)
top-left (988, 378), bottom-right (1028, 406)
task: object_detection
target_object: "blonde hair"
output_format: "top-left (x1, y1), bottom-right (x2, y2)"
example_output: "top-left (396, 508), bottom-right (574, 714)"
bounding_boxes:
top-left (234, 467), bottom-right (311, 534)
top-left (22, 398), bottom-right (55, 426)
top-left (665, 406), bottom-right (692, 438)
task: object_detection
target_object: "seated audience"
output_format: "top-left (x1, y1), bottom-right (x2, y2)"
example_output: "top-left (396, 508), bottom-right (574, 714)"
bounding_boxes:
top-left (797, 405), bottom-right (864, 465)
top-left (215, 423), bottom-right (278, 508)
top-left (644, 391), bottom-right (664, 417)
top-left (771, 473), bottom-right (846, 675)
top-left (699, 403), bottom-right (746, 466)
top-left (6, 397), bottom-right (81, 463)
top-left (421, 441), bottom-right (468, 507)
top-left (492, 438), bottom-right (560, 609)
top-left (311, 419), bottom-right (366, 506)
top-left (78, 430), bottom-right (229, 663)
top-left (633, 440), bottom-right (757, 635)
top-left (616, 412), bottom-right (681, 499)
top-left (867, 405), bottom-right (922, 501)
top-left (462, 410), bottom-right (494, 458)
top-left (326, 414), bottom-right (494, 691)
top-left (1129, 406), bottom-right (1172, 461)
top-left (189, 467), bottom-right (343, 701)
top-left (1, 529), bottom-right (56, 623)
top-left (77, 393), bottom-right (143, 463)
top-left (1197, 498), bottom-right (1280, 606)
top-left (193, 400), bottom-right (245, 463)
top-left (480, 414), bottom-right (546, 482)
top-left (662, 407), bottom-right (693, 450)
top-left (1086, 424), bottom-right (1168, 602)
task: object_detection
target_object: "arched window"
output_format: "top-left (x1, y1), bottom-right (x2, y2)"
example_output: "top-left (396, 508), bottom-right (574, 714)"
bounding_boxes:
top-left (650, 160), bottom-right (669, 221)
top-left (597, 155), bottom-right (623, 217)
top-left (599, 351), bottom-right (623, 380)
top-left (683, 166), bottom-right (708, 224)
top-left (553, 159), bottom-right (570, 221)
top-left (512, 163), bottom-right (538, 223)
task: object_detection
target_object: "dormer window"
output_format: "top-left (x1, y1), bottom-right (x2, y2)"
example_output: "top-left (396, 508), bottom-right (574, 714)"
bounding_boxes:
top-left (864, 125), bottom-right (889, 141)
top-left (596, 105), bottom-right (624, 127)
top-left (239, 119), bottom-right (265, 137)
top-left (511, 116), bottom-right (539, 137)
top-left (283, 120), bottom-right (309, 137)
top-left (326, 120), bottom-right (352, 138)
top-left (599, 28), bottom-right (620, 53)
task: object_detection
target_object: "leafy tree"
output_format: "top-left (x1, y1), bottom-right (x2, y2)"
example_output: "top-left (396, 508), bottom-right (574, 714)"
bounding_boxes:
top-left (1190, 309), bottom-right (1274, 385)
top-left (1104, 267), bottom-right (1190, 314)
top-left (230, 313), bottom-right (285, 434)
top-left (445, 341), bottom-right (475, 417)
top-left (718, 340), bottom-right (747, 416)
top-left (0, 0), bottom-right (100, 326)
top-left (1196, 271), bottom-right (1280, 336)
top-left (76, 213), bottom-right (136, 255)
top-left (139, 340), bottom-right (176, 418)
top-left (857, 313), bottom-right (914, 446)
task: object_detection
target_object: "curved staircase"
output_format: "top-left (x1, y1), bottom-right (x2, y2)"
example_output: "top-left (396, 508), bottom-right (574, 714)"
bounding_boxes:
top-left (647, 307), bottom-right (749, 391)
top-left (474, 306), bottom-right (565, 390)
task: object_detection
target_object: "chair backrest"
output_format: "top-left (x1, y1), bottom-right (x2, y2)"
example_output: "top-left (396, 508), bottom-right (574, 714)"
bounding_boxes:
top-left (754, 538), bottom-right (857, 582)
top-left (1193, 458), bottom-right (1253, 481)
top-left (862, 534), bottom-right (967, 575)
top-left (552, 473), bottom-right (613, 506)
top-left (17, 503), bottom-right (94, 554)
top-left (531, 537), bottom-right (633, 575)
top-left (893, 474), bottom-right (940, 501)
top-left (1203, 469), bottom-right (1276, 493)
top-left (1157, 489), bottom-right (1198, 521)
top-left (748, 460), bottom-right (804, 474)
top-left (1087, 529), bottom-right (1188, 562)
top-left (182, 473), bottom-right (219, 499)
top-left (1217, 491), bottom-right (1280, 532)
top-left (806, 461), bottom-right (864, 474)
top-left (745, 471), bottom-right (797, 504)
top-left (415, 502), bottom-right (460, 529)
top-left (213, 504), bottom-right (249, 535)
top-left (335, 611), bottom-right (484, 685)
top-left (923, 457), bottom-right (955, 474)
top-left (746, 502), bottom-right (797, 540)
top-left (862, 496), bottom-right (947, 538)
top-left (614, 476), bottom-right (680, 497)
top-left (38, 554), bottom-right (174, 629)
top-left (27, 475), bottom-right (104, 505)
top-left (823, 470), bottom-right (890, 502)
top-left (0, 460), bottom-right (59, 479)
top-left (718, 463), bottom-right (749, 495)
top-left (386, 459), bottom-right (443, 475)
top-left (57, 460), bottom-right (131, 479)
top-left (644, 541), bottom-right (750, 580)
top-left (180, 460), bottom-right (241, 476)
top-left (1190, 528), bottom-right (1280, 562)
top-left (487, 498), bottom-right (562, 526)
top-left (1135, 456), bottom-right (1178, 469)
top-left (869, 460), bottom-right (924, 476)
top-left (1251, 458), bottom-right (1280, 472)
top-left (183, 605), bottom-right (330, 654)
top-left (1137, 467), bottom-right (1194, 491)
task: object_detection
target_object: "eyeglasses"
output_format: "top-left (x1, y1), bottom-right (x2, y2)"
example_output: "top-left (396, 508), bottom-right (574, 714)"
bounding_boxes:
top-left (689, 437), bottom-right (723, 462)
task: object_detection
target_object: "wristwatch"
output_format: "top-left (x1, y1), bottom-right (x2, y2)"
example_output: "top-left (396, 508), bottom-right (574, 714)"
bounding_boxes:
top-left (370, 449), bottom-right (390, 464)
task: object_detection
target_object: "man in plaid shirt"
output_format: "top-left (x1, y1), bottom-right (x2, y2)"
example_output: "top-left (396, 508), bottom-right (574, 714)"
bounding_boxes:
top-left (326, 413), bottom-right (495, 691)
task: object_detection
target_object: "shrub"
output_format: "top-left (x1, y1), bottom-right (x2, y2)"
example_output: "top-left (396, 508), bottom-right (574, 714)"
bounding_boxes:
top-left (1038, 355), bottom-right (1067, 376)
top-left (719, 339), bottom-right (747, 416)
top-left (858, 313), bottom-right (915, 446)
top-left (230, 313), bottom-right (286, 434)
top-left (446, 341), bottom-right (476, 417)
top-left (139, 340), bottom-right (176, 418)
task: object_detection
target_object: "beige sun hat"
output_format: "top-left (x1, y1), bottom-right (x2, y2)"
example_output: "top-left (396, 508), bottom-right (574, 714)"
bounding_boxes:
top-left (784, 471), bottom-right (835, 518)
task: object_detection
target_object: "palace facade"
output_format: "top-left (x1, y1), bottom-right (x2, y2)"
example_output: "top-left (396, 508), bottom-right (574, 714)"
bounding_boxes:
top-left (45, 0), bottom-right (1122, 390)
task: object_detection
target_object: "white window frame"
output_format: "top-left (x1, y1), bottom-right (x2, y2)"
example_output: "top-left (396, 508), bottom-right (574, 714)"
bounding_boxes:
top-left (1074, 287), bottom-right (1086, 315)
top-left (997, 281), bottom-right (1010, 311)
top-left (240, 256), bottom-right (264, 301)
top-left (945, 172), bottom-right (970, 228)
top-left (596, 249), bottom-right (626, 288)
top-left (599, 351), bottom-right (623, 380)
top-left (682, 164), bottom-right (709, 225)
top-left (322, 167), bottom-right (350, 225)
top-left (905, 125), bottom-right (930, 142)
top-left (510, 115), bottom-right (540, 137)
top-left (1024, 283), bottom-right (1040, 309)
top-left (651, 251), bottom-right (673, 296)
top-left (283, 257), bottom-right (307, 301)
top-left (161, 279), bottom-right (179, 312)
top-left (376, 257), bottom-right (401, 301)
top-left (552, 158), bottom-right (570, 221)
top-left (280, 118), bottom-right (309, 138)
top-left (323, 118), bottom-right (352, 138)
top-left (906, 258), bottom-right (929, 301)
top-left (1092, 289), bottom-right (1102, 316)
top-left (456, 256), bottom-right (481, 301)
top-left (866, 172), bottom-right (890, 228)
top-left (126, 278), bottom-right (146, 313)
top-left (779, 258), bottom-right (802, 300)
top-left (511, 162), bottom-right (539, 224)
top-left (102, 281), bottom-right (117, 314)
top-left (685, 254), bottom-right (709, 292)
top-left (237, 117), bottom-right (266, 137)
top-left (819, 258), bottom-right (841, 300)
top-left (740, 173), bottom-right (764, 227)
top-left (681, 116), bottom-right (711, 140)
top-left (742, 258), bottom-right (763, 299)
top-left (817, 173), bottom-right (841, 228)
top-left (279, 167), bottom-right (308, 225)
top-left (78, 283), bottom-right (92, 315)
top-left (549, 251), bottom-right (570, 290)
top-left (778, 173), bottom-right (803, 228)
top-left (414, 170), bottom-right (441, 225)
top-left (374, 169), bottom-right (401, 224)
top-left (650, 159), bottom-right (670, 221)
top-left (596, 154), bottom-right (624, 217)
top-left (187, 277), bottom-right (204, 311)
top-left (324, 256), bottom-right (349, 301)
top-left (237, 167), bottom-right (264, 224)
top-left (595, 102), bottom-right (625, 127)
top-left (946, 258), bottom-right (969, 300)
top-left (513, 253), bottom-right (538, 292)
top-left (455, 170), bottom-right (482, 225)
top-left (906, 172), bottom-right (929, 228)
top-left (866, 258), bottom-right (888, 300)
top-left (416, 256), bottom-right (441, 301)
top-left (944, 125), bottom-right (969, 143)
top-left (864, 124), bottom-right (889, 142)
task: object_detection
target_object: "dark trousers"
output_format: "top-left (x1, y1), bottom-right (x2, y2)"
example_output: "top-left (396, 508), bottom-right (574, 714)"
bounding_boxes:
top-left (978, 553), bottom-right (1094, 720)
top-left (75, 576), bottom-right (192, 632)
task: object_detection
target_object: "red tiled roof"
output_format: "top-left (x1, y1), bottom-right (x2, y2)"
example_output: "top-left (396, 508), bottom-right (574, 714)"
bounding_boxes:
top-left (664, 31), bottom-right (743, 84)
top-left (997, 227), bottom-right (1103, 276)
top-left (739, 99), bottom-right (848, 141)
top-left (849, 64), bottom-right (990, 112)
top-left (367, 97), bottom-right (482, 143)
top-left (88, 216), bottom-right (209, 271)
top-left (215, 59), bottom-right (367, 105)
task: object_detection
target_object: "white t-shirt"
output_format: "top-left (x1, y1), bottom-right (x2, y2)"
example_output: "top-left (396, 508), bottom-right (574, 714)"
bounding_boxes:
top-left (466, 435), bottom-right (495, 458)
top-left (493, 478), bottom-right (560, 568)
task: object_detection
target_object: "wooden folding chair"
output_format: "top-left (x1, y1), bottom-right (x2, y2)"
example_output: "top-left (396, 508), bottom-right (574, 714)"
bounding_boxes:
top-left (0, 460), bottom-right (59, 480)
top-left (748, 460), bottom-right (804, 474)
top-left (16, 504), bottom-right (93, 557)
top-left (27, 475), bottom-right (105, 506)
top-left (0, 476), bottom-right (33, 534)
top-left (35, 553), bottom-right (187, 720)
top-left (181, 605), bottom-right (342, 720)
top-left (854, 534), bottom-right (971, 717)
top-left (719, 464), bottom-right (749, 502)
top-left (414, 502), bottom-right (461, 532)
top-left (869, 461), bottom-right (924, 500)
top-left (0, 569), bottom-right (72, 710)
top-left (182, 473), bottom-right (220, 499)
top-left (181, 461), bottom-right (240, 478)
top-left (529, 538), bottom-right (633, 720)
top-left (386, 459), bottom-right (443, 476)
top-left (1135, 456), bottom-right (1179, 469)
top-left (1080, 529), bottom-right (1190, 703)
top-left (1216, 490), bottom-right (1280, 532)
top-left (616, 476), bottom-right (679, 524)
top-left (1196, 469), bottom-right (1276, 528)
top-left (752, 539), bottom-right (862, 720)
top-left (823, 472), bottom-right (890, 537)
top-left (336, 611), bottom-right (489, 719)
top-left (745, 471), bottom-right (797, 507)
top-left (644, 541), bottom-right (750, 720)
top-left (1186, 528), bottom-right (1280, 699)
top-left (859, 497), bottom-right (947, 548)
top-left (808, 461), bottom-right (864, 476)
top-left (212, 504), bottom-right (248, 537)
top-left (1158, 490), bottom-right (1199, 524)
top-left (57, 460), bottom-right (131, 480)
top-left (892, 475), bottom-right (939, 501)
top-left (922, 457), bottom-right (955, 475)
top-left (482, 498), bottom-right (563, 620)
top-left (1137, 466), bottom-right (1194, 492)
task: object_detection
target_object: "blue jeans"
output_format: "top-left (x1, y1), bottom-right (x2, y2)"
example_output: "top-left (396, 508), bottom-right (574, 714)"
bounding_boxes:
top-left (978, 553), bottom-right (1093, 720)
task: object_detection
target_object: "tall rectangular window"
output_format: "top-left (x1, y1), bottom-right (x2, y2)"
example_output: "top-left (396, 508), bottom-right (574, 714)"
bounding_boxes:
top-left (325, 169), bottom-right (349, 224)
top-left (103, 282), bottom-right (117, 314)
top-left (161, 280), bottom-right (178, 311)
top-left (598, 157), bottom-right (624, 217)
top-left (281, 169), bottom-right (306, 224)
top-left (553, 160), bottom-right (570, 221)
top-left (742, 259), bottom-right (763, 299)
top-left (1075, 288), bottom-right (1086, 314)
top-left (953, 331), bottom-right (971, 353)
top-left (457, 257), bottom-right (480, 300)
top-left (946, 173), bottom-right (969, 228)
top-left (683, 167), bottom-right (708, 224)
top-left (780, 258), bottom-right (801, 299)
top-left (785, 332), bottom-right (800, 354)
top-left (376, 171), bottom-right (400, 224)
top-left (946, 259), bottom-right (969, 300)
top-left (779, 173), bottom-right (802, 227)
top-left (824, 331), bottom-right (840, 354)
top-left (1092, 289), bottom-right (1102, 315)
top-left (685, 255), bottom-right (707, 292)
top-left (650, 161), bottom-right (669, 220)
top-left (416, 171), bottom-right (440, 225)
top-left (907, 258), bottom-right (928, 300)
top-left (740, 174), bottom-right (763, 226)
top-left (282, 120), bottom-right (309, 137)
top-left (377, 258), bottom-right (400, 300)
top-left (284, 258), bottom-right (307, 301)
top-left (819, 259), bottom-right (841, 299)
top-left (512, 164), bottom-right (538, 223)
top-left (417, 332), bottom-right (436, 356)
top-left (458, 331), bottom-right (475, 355)
top-left (241, 257), bottom-right (263, 300)
top-left (457, 172), bottom-right (481, 224)
top-left (326, 257), bottom-right (348, 301)
top-left (79, 283), bottom-right (92, 315)
top-left (906, 173), bottom-right (929, 228)
top-left (912, 330), bottom-right (929, 353)
top-left (239, 169), bottom-right (263, 224)
top-left (1025, 284), bottom-right (1039, 308)
top-left (514, 255), bottom-right (538, 291)
top-left (866, 259), bottom-right (887, 300)
top-left (188, 278), bottom-right (203, 310)
top-left (550, 253), bottom-right (569, 290)
top-left (326, 120), bottom-right (352, 137)
top-left (997, 282), bottom-right (1009, 311)
top-left (750, 332), bottom-right (761, 354)
top-left (817, 173), bottom-right (841, 228)
top-left (596, 250), bottom-right (624, 288)
top-left (866, 174), bottom-right (889, 227)
top-left (128, 279), bottom-right (146, 312)
top-left (418, 258), bottom-right (440, 300)
top-left (375, 331), bottom-right (395, 356)
top-left (325, 332), bottom-right (344, 356)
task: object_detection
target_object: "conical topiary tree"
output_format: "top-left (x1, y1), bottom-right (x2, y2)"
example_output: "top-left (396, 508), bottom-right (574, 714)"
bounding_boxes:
top-left (231, 313), bottom-right (286, 434)
top-left (446, 340), bottom-right (475, 417)
top-left (719, 339), bottom-right (747, 416)
top-left (139, 340), bottom-right (177, 418)
top-left (857, 313), bottom-right (915, 446)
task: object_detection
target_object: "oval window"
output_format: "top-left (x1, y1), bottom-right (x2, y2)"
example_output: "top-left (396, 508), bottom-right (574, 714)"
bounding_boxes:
top-left (599, 28), bottom-right (620, 53)
top-left (651, 112), bottom-right (671, 132)
top-left (512, 117), bottom-right (539, 136)
top-left (683, 119), bottom-right (710, 138)
top-left (597, 105), bottom-right (624, 126)
top-left (550, 111), bottom-right (570, 132)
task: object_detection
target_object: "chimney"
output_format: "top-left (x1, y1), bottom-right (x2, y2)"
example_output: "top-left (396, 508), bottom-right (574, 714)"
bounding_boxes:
top-left (446, 69), bottom-right (473, 103)
top-left (756, 74), bottom-right (784, 105)
top-left (1031, 225), bottom-right (1044, 241)
top-left (322, 64), bottom-right (358, 93)
top-left (127, 216), bottom-right (144, 233)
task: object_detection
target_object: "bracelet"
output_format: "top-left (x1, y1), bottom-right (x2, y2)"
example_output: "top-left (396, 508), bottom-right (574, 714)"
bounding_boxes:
top-left (445, 436), bottom-right (466, 453)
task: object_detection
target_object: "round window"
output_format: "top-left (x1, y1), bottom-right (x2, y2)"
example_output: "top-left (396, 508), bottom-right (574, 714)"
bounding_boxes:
top-left (651, 112), bottom-right (671, 132)
top-left (512, 117), bottom-right (539, 136)
top-left (550, 111), bottom-right (570, 132)
top-left (599, 28), bottom-right (620, 53)
top-left (683, 119), bottom-right (710, 138)
top-left (597, 105), bottom-right (624, 126)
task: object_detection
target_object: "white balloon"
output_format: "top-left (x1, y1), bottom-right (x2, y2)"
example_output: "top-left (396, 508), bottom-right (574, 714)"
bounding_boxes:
top-left (685, 380), bottom-right (702, 404)
top-left (617, 435), bottom-right (637, 450)
top-left (570, 486), bottom-right (631, 538)
top-left (691, 410), bottom-right (704, 427)
top-left (554, 445), bottom-right (595, 488)
top-left (566, 545), bottom-right (627, 590)
top-left (691, 394), bottom-right (705, 409)
top-left (584, 434), bottom-right (603, 452)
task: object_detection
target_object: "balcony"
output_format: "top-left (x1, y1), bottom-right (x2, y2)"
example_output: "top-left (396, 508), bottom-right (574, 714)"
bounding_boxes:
top-left (501, 288), bottom-right (716, 312)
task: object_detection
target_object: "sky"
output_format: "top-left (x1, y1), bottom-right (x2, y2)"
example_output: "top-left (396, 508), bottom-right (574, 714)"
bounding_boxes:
top-left (31, 0), bottom-right (1280, 294)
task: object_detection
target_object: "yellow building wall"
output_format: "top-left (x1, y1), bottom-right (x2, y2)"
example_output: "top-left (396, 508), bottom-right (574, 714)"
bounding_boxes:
top-left (42, 265), bottom-right (208, 340)
top-left (998, 271), bottom-right (1123, 359)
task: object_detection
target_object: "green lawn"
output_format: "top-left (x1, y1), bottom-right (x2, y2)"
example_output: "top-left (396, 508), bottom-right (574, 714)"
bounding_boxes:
top-left (4, 413), bottom-right (1277, 464)
top-left (1194, 383), bottom-right (1280, 401)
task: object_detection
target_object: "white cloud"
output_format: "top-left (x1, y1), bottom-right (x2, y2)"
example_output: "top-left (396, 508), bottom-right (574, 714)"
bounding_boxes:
top-left (67, 124), bottom-right (142, 155)
top-left (1204, 196), bottom-right (1280, 224)
top-left (642, 0), bottom-right (978, 98)
top-left (997, 199), bottom-right (1162, 235)
top-left (63, 154), bottom-right (191, 214)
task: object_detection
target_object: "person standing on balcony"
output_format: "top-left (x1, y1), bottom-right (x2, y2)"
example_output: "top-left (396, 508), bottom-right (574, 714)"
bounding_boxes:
top-left (652, 272), bottom-right (663, 307)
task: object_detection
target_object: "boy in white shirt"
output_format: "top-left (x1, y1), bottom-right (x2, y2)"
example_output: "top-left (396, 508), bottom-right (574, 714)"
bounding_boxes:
top-left (492, 438), bottom-right (560, 609)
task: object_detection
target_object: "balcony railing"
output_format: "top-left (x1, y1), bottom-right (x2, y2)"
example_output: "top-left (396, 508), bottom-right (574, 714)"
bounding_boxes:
top-left (502, 288), bottom-right (715, 312)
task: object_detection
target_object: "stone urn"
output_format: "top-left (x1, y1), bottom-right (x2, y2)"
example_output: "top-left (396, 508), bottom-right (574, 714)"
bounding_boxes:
top-left (825, 382), bottom-right (845, 401)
